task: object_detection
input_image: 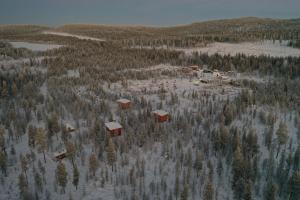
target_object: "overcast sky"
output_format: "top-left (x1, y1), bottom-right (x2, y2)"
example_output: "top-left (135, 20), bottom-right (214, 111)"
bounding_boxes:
top-left (1, 0), bottom-right (299, 26)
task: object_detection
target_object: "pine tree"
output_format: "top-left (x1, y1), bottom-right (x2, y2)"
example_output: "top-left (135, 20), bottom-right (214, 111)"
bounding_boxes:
top-left (288, 172), bottom-right (300, 200)
top-left (264, 182), bottom-right (277, 200)
top-left (193, 152), bottom-right (203, 177)
top-left (276, 122), bottom-right (289, 145)
top-left (174, 175), bottom-right (180, 200)
top-left (232, 146), bottom-right (246, 200)
top-left (1, 81), bottom-right (8, 97)
top-left (20, 155), bottom-right (28, 180)
top-left (27, 125), bottom-right (36, 148)
top-left (12, 81), bottom-right (18, 97)
top-left (0, 151), bottom-right (7, 176)
top-left (107, 138), bottom-right (116, 171)
top-left (72, 164), bottom-right (79, 190)
top-left (203, 179), bottom-right (214, 200)
top-left (0, 126), bottom-right (5, 154)
top-left (89, 153), bottom-right (98, 176)
top-left (55, 162), bottom-right (68, 193)
top-left (35, 128), bottom-right (47, 163)
top-left (180, 184), bottom-right (189, 200)
top-left (18, 173), bottom-right (28, 199)
top-left (34, 170), bottom-right (43, 193)
top-left (48, 113), bottom-right (60, 138)
top-left (293, 145), bottom-right (300, 171)
top-left (244, 181), bottom-right (252, 200)
top-left (66, 141), bottom-right (76, 165)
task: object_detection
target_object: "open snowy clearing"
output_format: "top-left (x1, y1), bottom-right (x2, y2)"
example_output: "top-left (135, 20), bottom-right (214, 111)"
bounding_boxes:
top-left (180, 40), bottom-right (300, 57)
top-left (43, 31), bottom-right (106, 42)
top-left (10, 42), bottom-right (62, 51)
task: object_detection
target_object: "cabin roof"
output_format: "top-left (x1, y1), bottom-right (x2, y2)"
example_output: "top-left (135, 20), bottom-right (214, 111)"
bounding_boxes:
top-left (65, 123), bottom-right (75, 129)
top-left (105, 122), bottom-right (122, 130)
top-left (54, 149), bottom-right (67, 157)
top-left (153, 110), bottom-right (169, 116)
top-left (117, 98), bottom-right (131, 104)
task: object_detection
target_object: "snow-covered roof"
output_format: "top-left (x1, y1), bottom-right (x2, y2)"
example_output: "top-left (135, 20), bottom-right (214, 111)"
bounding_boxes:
top-left (65, 123), bottom-right (75, 129)
top-left (117, 98), bottom-right (131, 104)
top-left (54, 149), bottom-right (67, 157)
top-left (105, 122), bottom-right (122, 130)
top-left (153, 110), bottom-right (169, 116)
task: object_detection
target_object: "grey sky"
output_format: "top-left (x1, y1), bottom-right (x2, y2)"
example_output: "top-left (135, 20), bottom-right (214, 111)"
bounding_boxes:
top-left (0, 0), bottom-right (299, 26)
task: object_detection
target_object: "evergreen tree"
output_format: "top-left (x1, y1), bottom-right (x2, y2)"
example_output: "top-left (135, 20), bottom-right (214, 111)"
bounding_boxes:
top-left (18, 173), bottom-right (29, 200)
top-left (293, 145), bottom-right (300, 171)
top-left (1, 81), bottom-right (8, 97)
top-left (264, 182), bottom-right (277, 200)
top-left (12, 81), bottom-right (18, 97)
top-left (203, 179), bottom-right (214, 200)
top-left (72, 164), bottom-right (79, 190)
top-left (288, 172), bottom-right (300, 200)
top-left (232, 146), bottom-right (246, 200)
top-left (180, 184), bottom-right (189, 200)
top-left (35, 128), bottom-right (47, 163)
top-left (55, 162), bottom-right (68, 193)
top-left (107, 138), bottom-right (116, 171)
top-left (276, 122), bottom-right (289, 145)
top-left (0, 151), bottom-right (7, 176)
top-left (89, 153), bottom-right (98, 176)
top-left (174, 175), bottom-right (180, 200)
top-left (193, 152), bottom-right (203, 177)
top-left (244, 181), bottom-right (252, 200)
top-left (66, 141), bottom-right (76, 165)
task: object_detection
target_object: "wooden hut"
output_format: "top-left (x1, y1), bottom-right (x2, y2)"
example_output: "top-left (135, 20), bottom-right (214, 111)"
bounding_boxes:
top-left (189, 65), bottom-right (199, 70)
top-left (65, 123), bottom-right (75, 133)
top-left (117, 98), bottom-right (131, 109)
top-left (54, 149), bottom-right (67, 161)
top-left (105, 122), bottom-right (122, 137)
top-left (153, 110), bottom-right (169, 122)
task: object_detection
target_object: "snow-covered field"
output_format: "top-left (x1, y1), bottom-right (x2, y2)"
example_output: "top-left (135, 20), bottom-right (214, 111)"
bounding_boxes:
top-left (10, 42), bottom-right (62, 51)
top-left (43, 31), bottom-right (106, 42)
top-left (180, 40), bottom-right (300, 57)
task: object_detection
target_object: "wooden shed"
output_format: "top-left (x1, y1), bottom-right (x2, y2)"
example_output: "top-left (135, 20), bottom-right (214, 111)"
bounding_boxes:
top-left (65, 123), bottom-right (75, 133)
top-left (189, 65), bottom-right (199, 70)
top-left (54, 149), bottom-right (67, 161)
top-left (117, 98), bottom-right (131, 109)
top-left (105, 122), bottom-right (122, 137)
top-left (153, 110), bottom-right (169, 123)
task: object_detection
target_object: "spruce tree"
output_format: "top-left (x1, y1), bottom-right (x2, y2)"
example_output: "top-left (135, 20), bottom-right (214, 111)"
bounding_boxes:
top-left (288, 172), bottom-right (300, 200)
top-left (107, 138), bottom-right (116, 171)
top-left (203, 180), bottom-right (214, 200)
top-left (72, 164), bottom-right (79, 190)
top-left (55, 162), bottom-right (68, 193)
top-left (35, 128), bottom-right (47, 163)
top-left (89, 153), bottom-right (98, 176)
top-left (0, 151), bottom-right (7, 176)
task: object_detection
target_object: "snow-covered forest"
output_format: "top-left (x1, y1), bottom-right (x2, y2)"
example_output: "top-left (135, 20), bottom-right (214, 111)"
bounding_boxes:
top-left (0, 18), bottom-right (300, 200)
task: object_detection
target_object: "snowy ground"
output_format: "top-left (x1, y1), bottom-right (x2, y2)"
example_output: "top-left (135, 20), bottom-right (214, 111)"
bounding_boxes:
top-left (43, 31), bottom-right (106, 42)
top-left (132, 40), bottom-right (300, 57)
top-left (178, 40), bottom-right (300, 57)
top-left (10, 42), bottom-right (62, 51)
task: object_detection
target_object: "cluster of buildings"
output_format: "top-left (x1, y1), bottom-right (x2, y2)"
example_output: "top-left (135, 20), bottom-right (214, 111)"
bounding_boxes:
top-left (54, 98), bottom-right (170, 161)
top-left (181, 65), bottom-right (239, 85)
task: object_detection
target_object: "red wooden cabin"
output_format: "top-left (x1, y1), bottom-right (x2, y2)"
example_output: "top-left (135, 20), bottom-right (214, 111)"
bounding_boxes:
top-left (117, 98), bottom-right (131, 109)
top-left (105, 122), bottom-right (122, 137)
top-left (153, 110), bottom-right (169, 123)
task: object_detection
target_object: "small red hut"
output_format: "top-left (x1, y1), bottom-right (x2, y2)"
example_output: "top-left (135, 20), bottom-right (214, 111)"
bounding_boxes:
top-left (54, 149), bottom-right (67, 161)
top-left (105, 122), bottom-right (122, 137)
top-left (117, 98), bottom-right (131, 109)
top-left (153, 110), bottom-right (169, 123)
